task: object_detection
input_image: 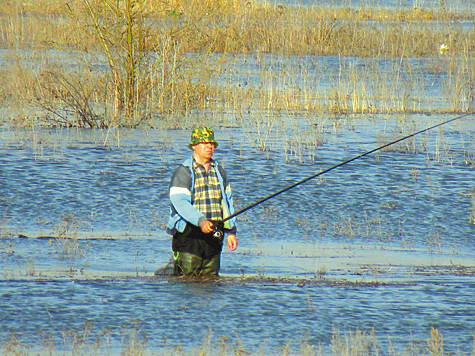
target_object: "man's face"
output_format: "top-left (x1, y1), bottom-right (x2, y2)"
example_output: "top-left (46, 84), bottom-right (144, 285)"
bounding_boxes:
top-left (192, 142), bottom-right (215, 161)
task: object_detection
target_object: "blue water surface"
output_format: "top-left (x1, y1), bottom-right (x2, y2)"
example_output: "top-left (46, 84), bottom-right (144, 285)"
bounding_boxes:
top-left (1, 114), bottom-right (475, 354)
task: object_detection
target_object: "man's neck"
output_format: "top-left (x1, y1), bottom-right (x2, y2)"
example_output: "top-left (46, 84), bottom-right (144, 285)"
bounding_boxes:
top-left (193, 154), bottom-right (211, 172)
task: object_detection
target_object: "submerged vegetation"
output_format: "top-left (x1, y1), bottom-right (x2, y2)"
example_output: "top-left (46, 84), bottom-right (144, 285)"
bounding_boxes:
top-left (0, 0), bottom-right (474, 127)
top-left (0, 322), bottom-right (472, 356)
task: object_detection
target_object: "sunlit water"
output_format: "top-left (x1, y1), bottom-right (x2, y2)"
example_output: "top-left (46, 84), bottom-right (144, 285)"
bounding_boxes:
top-left (1, 112), bottom-right (475, 354)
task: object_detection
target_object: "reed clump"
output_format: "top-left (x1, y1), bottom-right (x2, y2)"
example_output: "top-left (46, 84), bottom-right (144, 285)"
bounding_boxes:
top-left (51, 214), bottom-right (90, 258)
top-left (1, 0), bottom-right (236, 128)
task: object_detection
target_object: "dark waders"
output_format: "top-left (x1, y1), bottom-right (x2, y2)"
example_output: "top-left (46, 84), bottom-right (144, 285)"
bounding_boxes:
top-left (172, 223), bottom-right (223, 276)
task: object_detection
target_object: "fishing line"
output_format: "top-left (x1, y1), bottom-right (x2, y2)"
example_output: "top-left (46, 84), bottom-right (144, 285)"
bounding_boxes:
top-left (213, 112), bottom-right (473, 236)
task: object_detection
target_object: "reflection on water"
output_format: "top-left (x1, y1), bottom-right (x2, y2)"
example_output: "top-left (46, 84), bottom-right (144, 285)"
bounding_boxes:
top-left (1, 113), bottom-right (475, 353)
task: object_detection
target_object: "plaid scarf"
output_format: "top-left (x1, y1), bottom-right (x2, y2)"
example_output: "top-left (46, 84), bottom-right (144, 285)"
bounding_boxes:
top-left (192, 160), bottom-right (223, 221)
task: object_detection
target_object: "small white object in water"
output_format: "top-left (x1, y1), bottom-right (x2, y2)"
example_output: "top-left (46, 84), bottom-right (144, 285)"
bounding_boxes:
top-left (439, 44), bottom-right (448, 55)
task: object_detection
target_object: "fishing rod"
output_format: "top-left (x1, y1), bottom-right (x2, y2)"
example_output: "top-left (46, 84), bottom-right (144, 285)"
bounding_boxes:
top-left (212, 112), bottom-right (473, 238)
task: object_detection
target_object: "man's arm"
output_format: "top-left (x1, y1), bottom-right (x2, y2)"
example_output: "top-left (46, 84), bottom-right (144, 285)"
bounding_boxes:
top-left (169, 166), bottom-right (206, 228)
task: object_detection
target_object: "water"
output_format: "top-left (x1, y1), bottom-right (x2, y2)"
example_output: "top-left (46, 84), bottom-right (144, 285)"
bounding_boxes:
top-left (2, 1), bottom-right (475, 349)
top-left (2, 278), bottom-right (475, 353)
top-left (1, 113), bottom-right (475, 354)
top-left (222, 53), bottom-right (475, 114)
top-left (260, 0), bottom-right (475, 13)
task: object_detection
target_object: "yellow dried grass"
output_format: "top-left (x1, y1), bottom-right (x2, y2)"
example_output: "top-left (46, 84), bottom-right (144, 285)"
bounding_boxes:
top-left (0, 0), bottom-right (473, 58)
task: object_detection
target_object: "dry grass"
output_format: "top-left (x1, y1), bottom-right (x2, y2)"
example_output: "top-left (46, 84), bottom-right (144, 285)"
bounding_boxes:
top-left (0, 325), bottom-right (472, 355)
top-left (0, 0), bottom-right (474, 128)
top-left (0, 0), bottom-right (237, 127)
top-left (50, 214), bottom-right (90, 258)
top-left (1, 0), bottom-right (473, 57)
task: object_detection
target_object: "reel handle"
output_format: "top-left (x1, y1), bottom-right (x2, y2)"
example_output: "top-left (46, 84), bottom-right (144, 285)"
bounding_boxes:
top-left (212, 221), bottom-right (225, 240)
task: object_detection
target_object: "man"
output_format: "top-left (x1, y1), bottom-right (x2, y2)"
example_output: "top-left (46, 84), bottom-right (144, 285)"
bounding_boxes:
top-left (165, 126), bottom-right (237, 276)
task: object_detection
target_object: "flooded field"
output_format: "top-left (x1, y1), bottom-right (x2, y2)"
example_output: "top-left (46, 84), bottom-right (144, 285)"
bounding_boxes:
top-left (1, 111), bottom-right (475, 354)
top-left (262, 0), bottom-right (475, 12)
top-left (1, 0), bottom-right (475, 353)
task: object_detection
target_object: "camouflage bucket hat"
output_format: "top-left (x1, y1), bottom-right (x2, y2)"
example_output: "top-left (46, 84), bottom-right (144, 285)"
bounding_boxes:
top-left (188, 126), bottom-right (218, 149)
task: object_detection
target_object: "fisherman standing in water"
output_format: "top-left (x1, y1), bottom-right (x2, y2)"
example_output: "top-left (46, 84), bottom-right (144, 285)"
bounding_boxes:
top-left (165, 127), bottom-right (237, 276)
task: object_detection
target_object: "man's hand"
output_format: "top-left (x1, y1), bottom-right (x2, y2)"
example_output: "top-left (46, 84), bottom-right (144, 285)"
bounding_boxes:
top-left (200, 220), bottom-right (214, 234)
top-left (227, 234), bottom-right (237, 251)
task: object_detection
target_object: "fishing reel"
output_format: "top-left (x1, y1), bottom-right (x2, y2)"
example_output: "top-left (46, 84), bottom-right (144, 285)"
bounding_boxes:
top-left (212, 221), bottom-right (225, 240)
